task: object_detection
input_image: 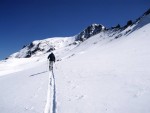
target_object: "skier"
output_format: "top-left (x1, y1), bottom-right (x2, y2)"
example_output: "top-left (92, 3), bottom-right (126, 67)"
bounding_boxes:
top-left (47, 52), bottom-right (55, 71)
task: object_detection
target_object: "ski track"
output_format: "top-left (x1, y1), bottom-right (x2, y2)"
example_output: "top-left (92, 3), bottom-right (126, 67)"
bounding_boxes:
top-left (44, 68), bottom-right (56, 113)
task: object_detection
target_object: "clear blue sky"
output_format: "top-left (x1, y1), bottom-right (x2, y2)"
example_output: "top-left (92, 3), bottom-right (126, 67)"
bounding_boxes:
top-left (0, 0), bottom-right (149, 60)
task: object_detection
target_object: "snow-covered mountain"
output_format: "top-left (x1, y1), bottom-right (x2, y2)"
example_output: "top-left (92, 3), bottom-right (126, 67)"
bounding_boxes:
top-left (8, 24), bottom-right (105, 59)
top-left (8, 8), bottom-right (150, 59)
top-left (0, 8), bottom-right (150, 113)
top-left (9, 37), bottom-right (76, 58)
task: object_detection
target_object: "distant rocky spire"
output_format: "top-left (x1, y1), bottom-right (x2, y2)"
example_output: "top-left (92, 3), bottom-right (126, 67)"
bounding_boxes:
top-left (75, 24), bottom-right (105, 41)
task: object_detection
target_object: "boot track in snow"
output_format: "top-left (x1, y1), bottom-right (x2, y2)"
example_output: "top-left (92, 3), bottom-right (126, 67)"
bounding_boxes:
top-left (44, 68), bottom-right (56, 113)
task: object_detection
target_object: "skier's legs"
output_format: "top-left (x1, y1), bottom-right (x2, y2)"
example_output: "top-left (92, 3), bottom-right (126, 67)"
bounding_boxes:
top-left (49, 61), bottom-right (53, 71)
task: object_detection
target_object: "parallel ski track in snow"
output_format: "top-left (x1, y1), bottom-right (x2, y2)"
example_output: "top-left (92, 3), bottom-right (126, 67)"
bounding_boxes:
top-left (52, 69), bottom-right (56, 113)
top-left (44, 68), bottom-right (56, 113)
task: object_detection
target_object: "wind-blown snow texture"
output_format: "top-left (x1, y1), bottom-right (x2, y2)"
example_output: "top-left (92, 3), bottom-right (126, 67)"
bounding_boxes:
top-left (0, 11), bottom-right (150, 113)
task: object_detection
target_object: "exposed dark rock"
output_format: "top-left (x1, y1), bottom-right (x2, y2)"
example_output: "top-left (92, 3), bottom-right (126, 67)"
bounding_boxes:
top-left (144, 8), bottom-right (150, 15)
top-left (115, 34), bottom-right (122, 39)
top-left (25, 51), bottom-right (32, 58)
top-left (123, 20), bottom-right (133, 29)
top-left (75, 24), bottom-right (105, 41)
top-left (47, 47), bottom-right (55, 52)
top-left (28, 42), bottom-right (34, 49)
top-left (111, 24), bottom-right (121, 29)
top-left (22, 45), bottom-right (26, 49)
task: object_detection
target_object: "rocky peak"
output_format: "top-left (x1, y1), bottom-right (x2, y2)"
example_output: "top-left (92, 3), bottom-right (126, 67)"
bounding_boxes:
top-left (75, 24), bottom-right (105, 41)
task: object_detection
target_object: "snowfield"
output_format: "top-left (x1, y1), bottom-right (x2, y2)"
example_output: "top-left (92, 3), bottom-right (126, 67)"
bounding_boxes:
top-left (0, 58), bottom-right (49, 113)
top-left (54, 23), bottom-right (150, 113)
top-left (0, 14), bottom-right (150, 113)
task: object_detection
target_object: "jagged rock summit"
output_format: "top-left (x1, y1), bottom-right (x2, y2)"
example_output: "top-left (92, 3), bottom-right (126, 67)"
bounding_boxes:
top-left (75, 24), bottom-right (105, 41)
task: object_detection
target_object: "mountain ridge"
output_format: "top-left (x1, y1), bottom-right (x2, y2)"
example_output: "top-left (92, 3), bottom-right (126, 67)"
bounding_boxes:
top-left (7, 8), bottom-right (150, 59)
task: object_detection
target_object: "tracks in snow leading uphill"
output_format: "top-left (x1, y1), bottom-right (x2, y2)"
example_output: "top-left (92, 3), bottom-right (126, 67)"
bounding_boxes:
top-left (51, 69), bottom-right (56, 113)
top-left (44, 69), bottom-right (56, 113)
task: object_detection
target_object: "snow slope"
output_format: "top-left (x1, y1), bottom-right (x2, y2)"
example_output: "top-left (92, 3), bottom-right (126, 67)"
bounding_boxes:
top-left (0, 12), bottom-right (150, 113)
top-left (54, 23), bottom-right (150, 113)
top-left (0, 57), bottom-right (49, 113)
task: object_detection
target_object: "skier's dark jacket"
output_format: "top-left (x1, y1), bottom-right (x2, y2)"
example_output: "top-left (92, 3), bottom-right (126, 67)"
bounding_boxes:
top-left (48, 53), bottom-right (55, 62)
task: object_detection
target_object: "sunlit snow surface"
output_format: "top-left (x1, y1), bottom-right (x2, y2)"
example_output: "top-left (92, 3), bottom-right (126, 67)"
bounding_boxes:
top-left (0, 15), bottom-right (150, 113)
